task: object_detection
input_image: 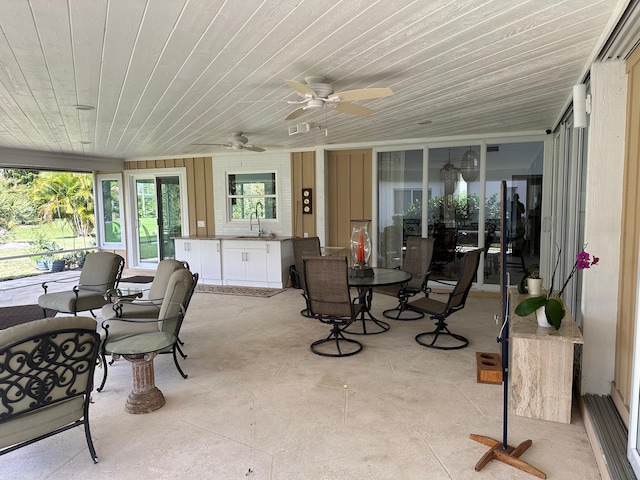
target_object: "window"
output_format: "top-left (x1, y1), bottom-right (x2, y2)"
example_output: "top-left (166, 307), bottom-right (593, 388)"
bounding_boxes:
top-left (96, 174), bottom-right (124, 249)
top-left (228, 173), bottom-right (276, 220)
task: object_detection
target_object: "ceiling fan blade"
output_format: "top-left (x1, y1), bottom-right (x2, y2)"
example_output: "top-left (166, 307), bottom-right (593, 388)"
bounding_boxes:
top-left (191, 143), bottom-right (230, 147)
top-left (244, 146), bottom-right (265, 152)
top-left (285, 106), bottom-right (308, 120)
top-left (333, 102), bottom-right (375, 116)
top-left (328, 87), bottom-right (394, 102)
top-left (285, 79), bottom-right (316, 98)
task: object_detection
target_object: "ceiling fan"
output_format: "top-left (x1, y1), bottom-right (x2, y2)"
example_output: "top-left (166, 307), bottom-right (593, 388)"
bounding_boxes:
top-left (284, 76), bottom-right (393, 121)
top-left (191, 132), bottom-right (269, 152)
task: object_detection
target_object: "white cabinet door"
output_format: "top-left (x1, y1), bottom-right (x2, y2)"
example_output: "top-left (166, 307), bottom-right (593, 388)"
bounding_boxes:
top-left (244, 247), bottom-right (268, 283)
top-left (174, 239), bottom-right (201, 281)
top-left (266, 241), bottom-right (282, 285)
top-left (222, 246), bottom-right (246, 283)
top-left (200, 240), bottom-right (222, 285)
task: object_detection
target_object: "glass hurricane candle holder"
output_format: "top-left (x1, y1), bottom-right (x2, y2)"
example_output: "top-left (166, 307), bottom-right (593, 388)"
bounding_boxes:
top-left (350, 219), bottom-right (372, 268)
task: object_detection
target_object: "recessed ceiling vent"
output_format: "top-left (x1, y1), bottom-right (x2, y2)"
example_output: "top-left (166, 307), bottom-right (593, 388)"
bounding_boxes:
top-left (487, 145), bottom-right (500, 152)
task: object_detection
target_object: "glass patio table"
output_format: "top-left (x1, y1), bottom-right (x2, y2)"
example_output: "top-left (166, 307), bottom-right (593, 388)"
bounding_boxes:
top-left (105, 331), bottom-right (175, 414)
top-left (345, 267), bottom-right (411, 335)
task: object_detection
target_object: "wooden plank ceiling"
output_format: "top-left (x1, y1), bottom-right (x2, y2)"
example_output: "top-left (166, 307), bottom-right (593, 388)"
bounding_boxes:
top-left (0, 0), bottom-right (629, 163)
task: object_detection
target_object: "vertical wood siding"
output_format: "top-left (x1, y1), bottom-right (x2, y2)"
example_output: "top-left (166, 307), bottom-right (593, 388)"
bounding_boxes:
top-left (291, 151), bottom-right (316, 238)
top-left (327, 149), bottom-right (372, 263)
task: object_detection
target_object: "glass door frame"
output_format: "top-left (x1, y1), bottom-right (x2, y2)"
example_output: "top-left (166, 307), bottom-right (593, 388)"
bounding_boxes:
top-left (124, 168), bottom-right (188, 269)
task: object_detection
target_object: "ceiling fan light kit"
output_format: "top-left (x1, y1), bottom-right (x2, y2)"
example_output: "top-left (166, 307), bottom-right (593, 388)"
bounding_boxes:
top-left (283, 76), bottom-right (393, 121)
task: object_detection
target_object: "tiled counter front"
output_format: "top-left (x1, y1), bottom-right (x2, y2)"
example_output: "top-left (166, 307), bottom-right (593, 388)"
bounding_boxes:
top-left (509, 292), bottom-right (584, 424)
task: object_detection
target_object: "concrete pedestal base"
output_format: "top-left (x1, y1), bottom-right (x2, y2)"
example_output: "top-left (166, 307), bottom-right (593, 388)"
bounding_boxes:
top-left (123, 352), bottom-right (165, 414)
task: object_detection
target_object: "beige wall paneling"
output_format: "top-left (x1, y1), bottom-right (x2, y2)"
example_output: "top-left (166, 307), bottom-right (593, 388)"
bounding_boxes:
top-left (291, 151), bottom-right (316, 238)
top-left (327, 149), bottom-right (372, 263)
top-left (615, 48), bottom-right (640, 407)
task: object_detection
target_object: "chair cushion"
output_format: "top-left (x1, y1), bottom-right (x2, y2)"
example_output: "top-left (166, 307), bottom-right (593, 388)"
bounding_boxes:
top-left (77, 252), bottom-right (123, 293)
top-left (148, 259), bottom-right (186, 300)
top-left (38, 290), bottom-right (109, 314)
top-left (0, 397), bottom-right (84, 449)
top-left (101, 301), bottom-right (161, 321)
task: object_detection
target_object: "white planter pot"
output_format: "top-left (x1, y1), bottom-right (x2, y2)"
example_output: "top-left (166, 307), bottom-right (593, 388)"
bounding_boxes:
top-left (536, 306), bottom-right (552, 327)
top-left (527, 278), bottom-right (543, 295)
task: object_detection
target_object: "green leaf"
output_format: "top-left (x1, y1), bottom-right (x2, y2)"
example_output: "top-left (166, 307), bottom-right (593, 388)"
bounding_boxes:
top-left (545, 298), bottom-right (566, 330)
top-left (514, 295), bottom-right (547, 316)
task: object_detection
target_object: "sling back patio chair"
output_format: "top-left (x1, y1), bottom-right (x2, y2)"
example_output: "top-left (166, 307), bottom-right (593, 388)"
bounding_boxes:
top-left (0, 316), bottom-right (101, 463)
top-left (291, 236), bottom-right (322, 317)
top-left (376, 236), bottom-right (435, 320)
top-left (38, 252), bottom-right (124, 318)
top-left (98, 269), bottom-right (198, 391)
top-left (303, 256), bottom-right (364, 357)
top-left (407, 248), bottom-right (482, 350)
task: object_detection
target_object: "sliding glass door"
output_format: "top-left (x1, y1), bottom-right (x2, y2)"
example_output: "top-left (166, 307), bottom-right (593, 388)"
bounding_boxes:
top-left (376, 140), bottom-right (544, 289)
top-left (127, 169), bottom-right (187, 268)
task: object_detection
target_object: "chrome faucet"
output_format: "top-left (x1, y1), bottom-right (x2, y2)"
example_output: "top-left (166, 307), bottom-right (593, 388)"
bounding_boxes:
top-left (250, 201), bottom-right (265, 236)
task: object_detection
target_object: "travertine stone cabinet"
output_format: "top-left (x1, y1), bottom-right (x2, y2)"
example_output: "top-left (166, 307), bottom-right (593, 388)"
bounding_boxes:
top-left (174, 237), bottom-right (293, 289)
top-left (509, 292), bottom-right (584, 424)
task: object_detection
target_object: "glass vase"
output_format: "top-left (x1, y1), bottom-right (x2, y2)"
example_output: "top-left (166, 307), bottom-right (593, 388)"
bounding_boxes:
top-left (350, 219), bottom-right (372, 267)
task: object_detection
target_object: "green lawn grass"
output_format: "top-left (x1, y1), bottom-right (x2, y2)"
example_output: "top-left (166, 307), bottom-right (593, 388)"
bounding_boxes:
top-left (0, 221), bottom-right (95, 281)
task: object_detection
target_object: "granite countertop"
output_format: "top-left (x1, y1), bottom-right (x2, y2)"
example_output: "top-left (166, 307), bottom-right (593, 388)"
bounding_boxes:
top-left (173, 235), bottom-right (293, 242)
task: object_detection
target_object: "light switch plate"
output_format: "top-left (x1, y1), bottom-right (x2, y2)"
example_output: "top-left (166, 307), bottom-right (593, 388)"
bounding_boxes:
top-left (197, 220), bottom-right (205, 228)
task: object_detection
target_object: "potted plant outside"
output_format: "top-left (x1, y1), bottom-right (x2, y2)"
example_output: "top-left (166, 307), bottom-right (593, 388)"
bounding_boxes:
top-left (515, 247), bottom-right (598, 329)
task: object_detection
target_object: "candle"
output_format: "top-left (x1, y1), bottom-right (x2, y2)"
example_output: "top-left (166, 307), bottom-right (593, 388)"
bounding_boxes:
top-left (357, 231), bottom-right (365, 263)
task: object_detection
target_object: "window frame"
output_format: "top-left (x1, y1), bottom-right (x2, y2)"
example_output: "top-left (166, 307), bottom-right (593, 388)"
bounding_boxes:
top-left (226, 171), bottom-right (277, 223)
top-left (95, 173), bottom-right (125, 250)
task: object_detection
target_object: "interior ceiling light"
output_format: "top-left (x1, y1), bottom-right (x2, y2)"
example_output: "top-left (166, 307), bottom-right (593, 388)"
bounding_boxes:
top-left (73, 104), bottom-right (95, 111)
top-left (460, 147), bottom-right (479, 182)
top-left (417, 120), bottom-right (432, 125)
top-left (440, 148), bottom-right (459, 195)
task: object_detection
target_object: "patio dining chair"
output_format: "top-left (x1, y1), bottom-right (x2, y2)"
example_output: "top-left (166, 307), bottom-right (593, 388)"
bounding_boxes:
top-left (407, 248), bottom-right (482, 350)
top-left (376, 236), bottom-right (435, 320)
top-left (303, 256), bottom-right (364, 357)
top-left (38, 252), bottom-right (124, 318)
top-left (291, 236), bottom-right (321, 317)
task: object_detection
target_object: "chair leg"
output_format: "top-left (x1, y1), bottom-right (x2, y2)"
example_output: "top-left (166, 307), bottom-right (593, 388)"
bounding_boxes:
top-left (97, 351), bottom-right (108, 392)
top-left (383, 294), bottom-right (424, 321)
top-left (415, 316), bottom-right (469, 350)
top-left (172, 346), bottom-right (188, 379)
top-left (176, 341), bottom-right (187, 359)
top-left (310, 323), bottom-right (363, 357)
top-left (83, 418), bottom-right (99, 463)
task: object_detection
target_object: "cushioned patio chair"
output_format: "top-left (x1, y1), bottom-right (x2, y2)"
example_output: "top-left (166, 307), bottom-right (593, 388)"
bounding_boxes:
top-left (408, 248), bottom-right (482, 350)
top-left (291, 236), bottom-right (321, 317)
top-left (97, 269), bottom-right (198, 391)
top-left (0, 316), bottom-right (101, 463)
top-left (101, 259), bottom-right (188, 321)
top-left (38, 252), bottom-right (124, 318)
top-left (303, 256), bottom-right (364, 357)
top-left (376, 236), bottom-right (435, 320)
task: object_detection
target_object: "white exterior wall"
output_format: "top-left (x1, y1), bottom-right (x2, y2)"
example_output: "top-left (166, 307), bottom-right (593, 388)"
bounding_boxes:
top-left (581, 60), bottom-right (627, 395)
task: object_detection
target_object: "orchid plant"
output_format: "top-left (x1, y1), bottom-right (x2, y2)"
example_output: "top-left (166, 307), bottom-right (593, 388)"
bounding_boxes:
top-left (514, 247), bottom-right (599, 330)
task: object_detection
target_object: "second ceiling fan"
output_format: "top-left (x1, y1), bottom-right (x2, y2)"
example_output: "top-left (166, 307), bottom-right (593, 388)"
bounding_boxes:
top-left (284, 76), bottom-right (393, 121)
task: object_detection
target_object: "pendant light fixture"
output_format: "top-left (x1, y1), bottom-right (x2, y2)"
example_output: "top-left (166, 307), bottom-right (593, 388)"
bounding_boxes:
top-left (440, 148), bottom-right (458, 195)
top-left (460, 147), bottom-right (479, 182)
